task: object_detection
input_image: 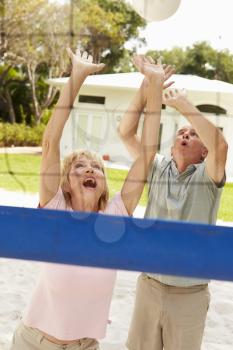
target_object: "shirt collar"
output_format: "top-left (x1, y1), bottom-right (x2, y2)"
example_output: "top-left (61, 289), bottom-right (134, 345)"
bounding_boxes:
top-left (171, 159), bottom-right (198, 177)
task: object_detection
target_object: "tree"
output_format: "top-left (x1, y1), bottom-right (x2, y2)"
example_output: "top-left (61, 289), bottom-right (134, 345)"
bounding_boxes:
top-left (181, 42), bottom-right (218, 78)
top-left (0, 65), bottom-right (25, 123)
top-left (1, 0), bottom-right (70, 124)
top-left (147, 47), bottom-right (187, 74)
top-left (72, 0), bottom-right (146, 72)
top-left (146, 42), bottom-right (233, 84)
top-left (1, 0), bottom-right (146, 123)
top-left (213, 50), bottom-right (233, 82)
top-left (0, 0), bottom-right (47, 123)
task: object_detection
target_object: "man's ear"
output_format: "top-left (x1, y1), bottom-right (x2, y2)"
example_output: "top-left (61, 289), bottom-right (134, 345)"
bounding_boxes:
top-left (201, 146), bottom-right (208, 160)
top-left (171, 146), bottom-right (174, 158)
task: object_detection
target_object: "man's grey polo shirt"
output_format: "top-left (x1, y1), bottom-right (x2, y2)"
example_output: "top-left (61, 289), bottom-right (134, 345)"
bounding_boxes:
top-left (145, 155), bottom-right (224, 287)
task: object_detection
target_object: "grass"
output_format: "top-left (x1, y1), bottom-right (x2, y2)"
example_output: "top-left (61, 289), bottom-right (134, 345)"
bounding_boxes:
top-left (0, 154), bottom-right (232, 221)
top-left (218, 183), bottom-right (233, 222)
top-left (0, 154), bottom-right (148, 205)
top-left (105, 167), bottom-right (148, 207)
top-left (0, 154), bottom-right (40, 193)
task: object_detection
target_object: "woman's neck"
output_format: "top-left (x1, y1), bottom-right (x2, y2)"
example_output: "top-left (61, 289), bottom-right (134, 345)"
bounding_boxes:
top-left (70, 195), bottom-right (99, 212)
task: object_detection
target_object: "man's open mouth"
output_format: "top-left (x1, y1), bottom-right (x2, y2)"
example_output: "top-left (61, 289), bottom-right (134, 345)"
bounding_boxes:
top-left (83, 177), bottom-right (97, 189)
top-left (181, 140), bottom-right (188, 146)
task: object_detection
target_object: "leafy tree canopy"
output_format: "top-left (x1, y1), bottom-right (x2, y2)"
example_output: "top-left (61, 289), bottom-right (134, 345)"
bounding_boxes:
top-left (146, 41), bottom-right (233, 83)
top-left (72, 0), bottom-right (146, 72)
top-left (0, 0), bottom-right (146, 123)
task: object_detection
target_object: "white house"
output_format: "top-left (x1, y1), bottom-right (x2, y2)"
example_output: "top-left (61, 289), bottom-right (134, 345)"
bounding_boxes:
top-left (48, 72), bottom-right (233, 179)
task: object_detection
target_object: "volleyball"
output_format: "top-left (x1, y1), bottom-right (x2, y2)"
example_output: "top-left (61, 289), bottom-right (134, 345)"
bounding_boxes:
top-left (131, 0), bottom-right (181, 22)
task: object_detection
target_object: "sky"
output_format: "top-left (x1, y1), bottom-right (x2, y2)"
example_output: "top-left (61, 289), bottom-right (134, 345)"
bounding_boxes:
top-left (53, 0), bottom-right (233, 53)
top-left (134, 0), bottom-right (233, 53)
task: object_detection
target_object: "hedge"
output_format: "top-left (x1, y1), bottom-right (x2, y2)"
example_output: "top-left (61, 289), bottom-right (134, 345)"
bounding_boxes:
top-left (0, 123), bottom-right (45, 147)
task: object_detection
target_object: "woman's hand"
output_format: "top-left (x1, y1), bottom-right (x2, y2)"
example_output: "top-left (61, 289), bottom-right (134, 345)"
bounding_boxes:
top-left (66, 47), bottom-right (105, 76)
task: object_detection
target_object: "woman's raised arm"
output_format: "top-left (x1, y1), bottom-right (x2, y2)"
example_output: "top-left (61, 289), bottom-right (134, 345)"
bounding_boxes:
top-left (39, 49), bottom-right (105, 207)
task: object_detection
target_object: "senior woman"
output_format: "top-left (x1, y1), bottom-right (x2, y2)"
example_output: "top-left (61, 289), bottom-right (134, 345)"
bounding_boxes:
top-left (10, 48), bottom-right (166, 350)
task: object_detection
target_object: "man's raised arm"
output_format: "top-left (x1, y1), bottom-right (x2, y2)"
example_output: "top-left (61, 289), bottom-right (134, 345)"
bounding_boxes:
top-left (163, 89), bottom-right (228, 184)
top-left (118, 59), bottom-right (175, 160)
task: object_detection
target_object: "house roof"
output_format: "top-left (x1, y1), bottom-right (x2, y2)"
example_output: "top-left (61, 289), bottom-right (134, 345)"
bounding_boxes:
top-left (47, 72), bottom-right (233, 94)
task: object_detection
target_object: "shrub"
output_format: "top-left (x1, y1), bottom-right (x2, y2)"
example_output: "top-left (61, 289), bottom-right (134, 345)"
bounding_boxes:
top-left (0, 123), bottom-right (45, 147)
top-left (40, 108), bottom-right (52, 125)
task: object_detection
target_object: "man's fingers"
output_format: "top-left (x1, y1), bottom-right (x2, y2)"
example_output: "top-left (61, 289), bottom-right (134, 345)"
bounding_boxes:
top-left (147, 56), bottom-right (154, 64)
top-left (169, 90), bottom-right (175, 97)
top-left (95, 63), bottom-right (105, 72)
top-left (133, 55), bottom-right (144, 72)
top-left (164, 65), bottom-right (175, 74)
top-left (163, 81), bottom-right (175, 90)
top-left (66, 47), bottom-right (73, 58)
top-left (87, 54), bottom-right (93, 63)
top-left (75, 48), bottom-right (81, 57)
top-left (157, 56), bottom-right (163, 65)
top-left (82, 51), bottom-right (88, 60)
top-left (164, 66), bottom-right (175, 81)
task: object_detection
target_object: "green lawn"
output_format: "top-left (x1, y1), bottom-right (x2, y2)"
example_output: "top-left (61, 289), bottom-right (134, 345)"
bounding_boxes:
top-left (218, 183), bottom-right (233, 222)
top-left (0, 154), bottom-right (232, 221)
top-left (0, 154), bottom-right (40, 193)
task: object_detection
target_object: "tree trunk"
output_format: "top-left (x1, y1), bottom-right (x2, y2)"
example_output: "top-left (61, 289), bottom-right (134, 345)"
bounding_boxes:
top-left (5, 87), bottom-right (16, 123)
top-left (27, 64), bottom-right (41, 124)
top-left (41, 68), bottom-right (58, 109)
top-left (42, 85), bottom-right (58, 110)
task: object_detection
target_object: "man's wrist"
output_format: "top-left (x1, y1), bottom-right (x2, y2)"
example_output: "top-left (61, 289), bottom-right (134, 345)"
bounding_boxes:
top-left (148, 75), bottom-right (164, 87)
top-left (175, 99), bottom-right (194, 114)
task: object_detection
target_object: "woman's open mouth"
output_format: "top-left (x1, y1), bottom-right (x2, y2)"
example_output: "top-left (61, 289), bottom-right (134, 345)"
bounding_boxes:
top-left (83, 177), bottom-right (97, 189)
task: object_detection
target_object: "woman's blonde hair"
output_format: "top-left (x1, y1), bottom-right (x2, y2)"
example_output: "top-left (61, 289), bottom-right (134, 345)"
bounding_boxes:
top-left (60, 150), bottom-right (109, 211)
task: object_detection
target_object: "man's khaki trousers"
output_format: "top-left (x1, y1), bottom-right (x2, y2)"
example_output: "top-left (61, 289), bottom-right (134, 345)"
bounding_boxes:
top-left (127, 273), bottom-right (210, 350)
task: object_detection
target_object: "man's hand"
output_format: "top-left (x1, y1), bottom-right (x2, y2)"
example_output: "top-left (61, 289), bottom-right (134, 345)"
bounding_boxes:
top-left (139, 58), bottom-right (175, 101)
top-left (163, 88), bottom-right (189, 111)
top-left (163, 63), bottom-right (175, 89)
top-left (66, 47), bottom-right (105, 76)
top-left (133, 54), bottom-right (165, 83)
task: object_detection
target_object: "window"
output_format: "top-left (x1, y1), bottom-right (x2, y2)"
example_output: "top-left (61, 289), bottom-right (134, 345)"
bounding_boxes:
top-left (79, 95), bottom-right (105, 105)
top-left (196, 104), bottom-right (227, 115)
